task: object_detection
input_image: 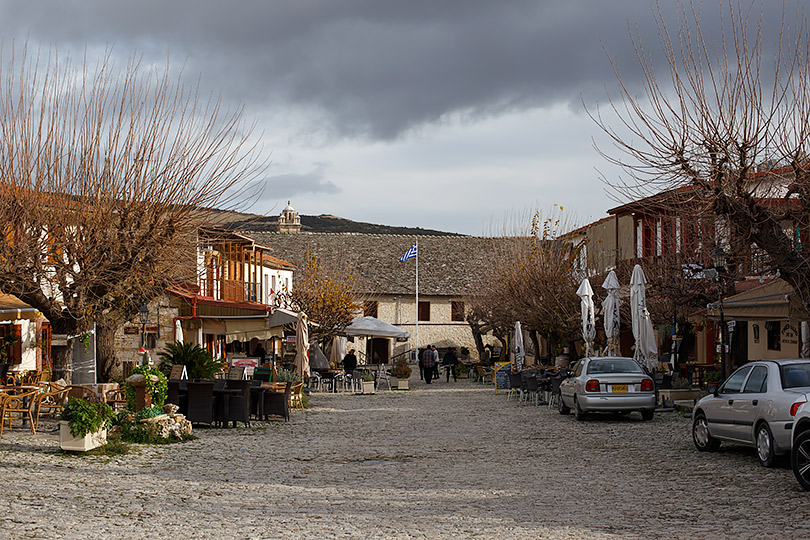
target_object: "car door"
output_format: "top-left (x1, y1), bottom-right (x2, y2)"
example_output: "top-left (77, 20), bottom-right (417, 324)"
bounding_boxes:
top-left (707, 366), bottom-right (752, 439)
top-left (728, 364), bottom-right (769, 443)
top-left (560, 359), bottom-right (584, 407)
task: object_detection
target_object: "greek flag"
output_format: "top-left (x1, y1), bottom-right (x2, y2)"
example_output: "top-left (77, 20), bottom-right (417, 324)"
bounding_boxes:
top-left (399, 242), bottom-right (417, 262)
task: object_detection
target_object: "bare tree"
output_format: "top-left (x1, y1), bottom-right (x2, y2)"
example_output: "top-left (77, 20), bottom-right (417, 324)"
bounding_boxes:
top-left (288, 251), bottom-right (364, 342)
top-left (467, 208), bottom-right (582, 362)
top-left (0, 47), bottom-right (263, 381)
top-left (592, 1), bottom-right (810, 316)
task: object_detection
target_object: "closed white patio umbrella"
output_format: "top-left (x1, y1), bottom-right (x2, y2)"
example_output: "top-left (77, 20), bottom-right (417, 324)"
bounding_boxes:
top-left (601, 270), bottom-right (620, 356)
top-left (175, 319), bottom-right (184, 344)
top-left (630, 264), bottom-right (658, 371)
top-left (514, 321), bottom-right (525, 371)
top-left (294, 312), bottom-right (310, 378)
top-left (576, 278), bottom-right (596, 357)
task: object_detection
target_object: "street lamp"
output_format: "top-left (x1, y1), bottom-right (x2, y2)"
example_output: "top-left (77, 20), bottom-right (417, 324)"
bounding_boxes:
top-left (138, 303), bottom-right (149, 348)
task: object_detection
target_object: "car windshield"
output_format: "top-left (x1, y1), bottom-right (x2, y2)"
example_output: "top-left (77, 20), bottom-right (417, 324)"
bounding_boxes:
top-left (587, 359), bottom-right (643, 375)
top-left (780, 363), bottom-right (810, 389)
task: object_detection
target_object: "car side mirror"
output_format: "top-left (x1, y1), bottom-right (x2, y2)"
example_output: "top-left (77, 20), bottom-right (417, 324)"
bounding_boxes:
top-left (708, 384), bottom-right (719, 397)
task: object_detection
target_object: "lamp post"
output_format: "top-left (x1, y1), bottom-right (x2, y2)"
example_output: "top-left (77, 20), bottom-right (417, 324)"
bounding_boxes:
top-left (708, 247), bottom-right (728, 381)
top-left (138, 303), bottom-right (149, 349)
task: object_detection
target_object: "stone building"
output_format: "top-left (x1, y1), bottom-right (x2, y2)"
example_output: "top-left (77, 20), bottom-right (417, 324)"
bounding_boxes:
top-left (277, 201), bottom-right (301, 233)
top-left (248, 231), bottom-right (498, 363)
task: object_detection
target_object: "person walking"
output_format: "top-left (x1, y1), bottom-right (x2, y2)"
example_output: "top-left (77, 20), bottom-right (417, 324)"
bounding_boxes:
top-left (418, 347), bottom-right (426, 380)
top-left (442, 347), bottom-right (459, 382)
top-left (422, 346), bottom-right (436, 384)
top-left (431, 345), bottom-right (440, 381)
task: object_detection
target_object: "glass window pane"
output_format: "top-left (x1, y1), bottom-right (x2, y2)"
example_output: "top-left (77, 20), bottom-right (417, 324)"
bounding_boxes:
top-left (743, 365), bottom-right (768, 393)
top-left (721, 366), bottom-right (752, 393)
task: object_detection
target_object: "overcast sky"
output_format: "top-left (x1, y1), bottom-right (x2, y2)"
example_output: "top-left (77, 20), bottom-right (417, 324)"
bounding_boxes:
top-left (0, 1), bottom-right (796, 235)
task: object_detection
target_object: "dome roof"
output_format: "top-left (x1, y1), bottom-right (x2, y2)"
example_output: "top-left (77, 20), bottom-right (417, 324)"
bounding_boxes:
top-left (284, 200), bottom-right (295, 212)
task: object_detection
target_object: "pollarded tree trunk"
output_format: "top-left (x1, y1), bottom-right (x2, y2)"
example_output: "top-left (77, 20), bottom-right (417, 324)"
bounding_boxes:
top-left (95, 322), bottom-right (120, 383)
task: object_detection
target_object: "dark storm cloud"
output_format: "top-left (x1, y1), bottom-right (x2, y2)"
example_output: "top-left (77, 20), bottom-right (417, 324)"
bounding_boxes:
top-left (0, 1), bottom-right (795, 140)
top-left (258, 171), bottom-right (341, 198)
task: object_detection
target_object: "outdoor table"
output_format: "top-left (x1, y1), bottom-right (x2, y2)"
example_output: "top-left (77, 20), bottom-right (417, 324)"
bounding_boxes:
top-left (212, 388), bottom-right (241, 427)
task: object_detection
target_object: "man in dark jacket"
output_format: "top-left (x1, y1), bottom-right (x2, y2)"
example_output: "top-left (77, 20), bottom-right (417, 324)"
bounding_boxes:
top-left (422, 346), bottom-right (436, 384)
top-left (343, 349), bottom-right (358, 373)
top-left (442, 347), bottom-right (459, 382)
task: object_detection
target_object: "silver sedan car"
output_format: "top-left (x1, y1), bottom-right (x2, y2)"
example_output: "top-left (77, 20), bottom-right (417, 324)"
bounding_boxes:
top-left (558, 357), bottom-right (656, 421)
top-left (692, 359), bottom-right (810, 467)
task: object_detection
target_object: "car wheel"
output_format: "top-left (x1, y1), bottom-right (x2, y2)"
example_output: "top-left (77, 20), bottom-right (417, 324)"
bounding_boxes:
top-left (692, 412), bottom-right (720, 452)
top-left (574, 396), bottom-right (587, 421)
top-left (792, 429), bottom-right (810, 491)
top-left (558, 396), bottom-right (570, 415)
top-left (756, 422), bottom-right (777, 468)
top-left (641, 409), bottom-right (654, 421)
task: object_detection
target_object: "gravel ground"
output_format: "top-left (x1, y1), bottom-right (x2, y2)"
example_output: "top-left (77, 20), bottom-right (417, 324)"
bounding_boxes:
top-left (1, 376), bottom-right (809, 539)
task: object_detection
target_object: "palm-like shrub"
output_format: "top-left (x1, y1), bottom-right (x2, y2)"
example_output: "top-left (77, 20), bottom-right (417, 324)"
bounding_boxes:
top-left (158, 341), bottom-right (223, 380)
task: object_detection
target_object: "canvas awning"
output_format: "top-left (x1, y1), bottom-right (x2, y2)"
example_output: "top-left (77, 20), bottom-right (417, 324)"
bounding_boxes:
top-left (706, 279), bottom-right (806, 321)
top-left (343, 316), bottom-right (410, 339)
top-left (224, 319), bottom-right (283, 340)
top-left (0, 294), bottom-right (45, 322)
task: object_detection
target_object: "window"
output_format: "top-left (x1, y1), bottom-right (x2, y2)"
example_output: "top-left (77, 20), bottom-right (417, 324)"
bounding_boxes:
top-left (145, 332), bottom-right (158, 350)
top-left (766, 321), bottom-right (781, 351)
top-left (743, 365), bottom-right (768, 393)
top-left (364, 301), bottom-right (378, 318)
top-left (721, 366), bottom-right (752, 394)
top-left (451, 301), bottom-right (465, 322)
top-left (418, 301), bottom-right (430, 321)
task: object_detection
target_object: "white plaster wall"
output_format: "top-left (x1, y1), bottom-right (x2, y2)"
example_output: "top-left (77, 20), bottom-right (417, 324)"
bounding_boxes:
top-left (5, 319), bottom-right (38, 373)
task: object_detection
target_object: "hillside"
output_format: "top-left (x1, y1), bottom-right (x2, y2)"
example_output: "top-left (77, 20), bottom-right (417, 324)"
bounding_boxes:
top-left (200, 208), bottom-right (462, 236)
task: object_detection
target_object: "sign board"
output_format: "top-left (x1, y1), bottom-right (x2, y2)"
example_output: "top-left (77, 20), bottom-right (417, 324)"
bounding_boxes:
top-left (494, 362), bottom-right (511, 393)
top-left (52, 334), bottom-right (68, 347)
top-left (285, 336), bottom-right (296, 343)
top-left (232, 357), bottom-right (258, 368)
top-left (169, 364), bottom-right (188, 380)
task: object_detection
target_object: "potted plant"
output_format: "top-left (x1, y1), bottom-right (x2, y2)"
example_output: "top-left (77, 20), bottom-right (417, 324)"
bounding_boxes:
top-left (158, 341), bottom-right (223, 380)
top-left (59, 397), bottom-right (113, 452)
top-left (391, 359), bottom-right (412, 390)
top-left (361, 370), bottom-right (376, 394)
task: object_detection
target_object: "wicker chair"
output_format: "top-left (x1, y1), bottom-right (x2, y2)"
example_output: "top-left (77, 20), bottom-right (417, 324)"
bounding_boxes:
top-left (33, 386), bottom-right (69, 430)
top-left (289, 381), bottom-right (304, 410)
top-left (262, 381), bottom-right (291, 422)
top-left (224, 379), bottom-right (251, 428)
top-left (475, 364), bottom-right (494, 384)
top-left (66, 385), bottom-right (100, 402)
top-left (185, 381), bottom-right (215, 425)
top-left (507, 372), bottom-right (523, 401)
top-left (2, 388), bottom-right (39, 434)
top-left (104, 388), bottom-right (129, 413)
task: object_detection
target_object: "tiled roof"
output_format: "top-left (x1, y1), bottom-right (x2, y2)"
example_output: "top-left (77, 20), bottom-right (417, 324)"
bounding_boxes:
top-left (247, 232), bottom-right (497, 296)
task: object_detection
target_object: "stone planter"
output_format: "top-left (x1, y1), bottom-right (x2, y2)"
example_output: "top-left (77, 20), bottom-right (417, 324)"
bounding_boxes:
top-left (394, 378), bottom-right (409, 390)
top-left (59, 421), bottom-right (107, 452)
top-left (658, 388), bottom-right (705, 407)
top-left (361, 381), bottom-right (376, 394)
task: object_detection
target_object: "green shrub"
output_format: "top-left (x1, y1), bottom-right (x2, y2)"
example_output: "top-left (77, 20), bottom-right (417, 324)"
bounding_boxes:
top-left (158, 341), bottom-right (223, 379)
top-left (276, 369), bottom-right (301, 382)
top-left (61, 398), bottom-right (113, 438)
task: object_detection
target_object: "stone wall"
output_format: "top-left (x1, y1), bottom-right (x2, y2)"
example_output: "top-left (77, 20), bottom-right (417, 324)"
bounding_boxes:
top-left (114, 296), bottom-right (181, 367)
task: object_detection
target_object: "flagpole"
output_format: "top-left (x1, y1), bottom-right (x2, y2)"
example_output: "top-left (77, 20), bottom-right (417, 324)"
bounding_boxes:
top-left (415, 240), bottom-right (419, 359)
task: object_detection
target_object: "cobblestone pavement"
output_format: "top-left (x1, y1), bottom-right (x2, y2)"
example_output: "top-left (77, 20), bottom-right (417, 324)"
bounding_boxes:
top-left (1, 376), bottom-right (809, 539)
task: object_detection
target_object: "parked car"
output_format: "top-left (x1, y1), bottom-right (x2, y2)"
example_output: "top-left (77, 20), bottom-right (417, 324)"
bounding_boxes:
top-left (558, 356), bottom-right (656, 421)
top-left (790, 399), bottom-right (810, 490)
top-left (692, 359), bottom-right (810, 467)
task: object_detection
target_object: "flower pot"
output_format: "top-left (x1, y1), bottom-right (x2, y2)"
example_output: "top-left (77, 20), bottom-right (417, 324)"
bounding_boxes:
top-left (361, 381), bottom-right (376, 394)
top-left (395, 378), bottom-right (409, 390)
top-left (59, 421), bottom-right (107, 452)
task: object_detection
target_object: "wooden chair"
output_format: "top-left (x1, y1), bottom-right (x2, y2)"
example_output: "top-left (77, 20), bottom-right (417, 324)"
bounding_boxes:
top-left (33, 386), bottom-right (69, 430)
top-left (2, 388), bottom-right (39, 434)
top-left (289, 381), bottom-right (304, 409)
